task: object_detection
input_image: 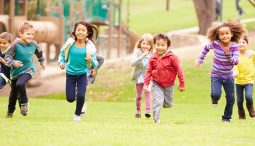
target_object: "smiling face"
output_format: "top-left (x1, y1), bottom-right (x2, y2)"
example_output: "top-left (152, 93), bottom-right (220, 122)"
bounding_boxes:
top-left (19, 28), bottom-right (34, 44)
top-left (140, 39), bottom-right (152, 53)
top-left (218, 26), bottom-right (233, 45)
top-left (0, 38), bottom-right (10, 50)
top-left (75, 24), bottom-right (88, 41)
top-left (154, 38), bottom-right (168, 56)
top-left (239, 38), bottom-right (248, 52)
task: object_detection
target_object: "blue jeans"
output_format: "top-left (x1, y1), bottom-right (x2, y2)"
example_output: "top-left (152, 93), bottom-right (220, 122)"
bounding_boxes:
top-left (235, 84), bottom-right (253, 110)
top-left (211, 77), bottom-right (235, 120)
top-left (8, 73), bottom-right (32, 113)
top-left (66, 73), bottom-right (87, 116)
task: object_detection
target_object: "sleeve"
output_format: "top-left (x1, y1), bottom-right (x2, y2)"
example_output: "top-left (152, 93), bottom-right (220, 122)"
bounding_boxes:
top-left (144, 57), bottom-right (153, 86)
top-left (131, 49), bottom-right (145, 66)
top-left (228, 44), bottom-right (239, 65)
top-left (197, 43), bottom-right (212, 64)
top-left (58, 38), bottom-right (74, 64)
top-left (4, 43), bottom-right (17, 68)
top-left (172, 56), bottom-right (185, 88)
top-left (94, 55), bottom-right (104, 71)
top-left (86, 40), bottom-right (97, 55)
top-left (91, 54), bottom-right (98, 68)
top-left (58, 46), bottom-right (66, 64)
top-left (233, 65), bottom-right (239, 77)
top-left (33, 41), bottom-right (45, 65)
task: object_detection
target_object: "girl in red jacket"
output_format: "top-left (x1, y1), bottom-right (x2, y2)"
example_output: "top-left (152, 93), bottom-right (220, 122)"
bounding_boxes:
top-left (143, 33), bottom-right (185, 124)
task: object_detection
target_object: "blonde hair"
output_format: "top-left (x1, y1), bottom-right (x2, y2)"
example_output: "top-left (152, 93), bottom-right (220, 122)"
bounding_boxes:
top-left (135, 33), bottom-right (154, 51)
top-left (207, 20), bottom-right (245, 43)
top-left (0, 32), bottom-right (14, 43)
top-left (18, 21), bottom-right (34, 34)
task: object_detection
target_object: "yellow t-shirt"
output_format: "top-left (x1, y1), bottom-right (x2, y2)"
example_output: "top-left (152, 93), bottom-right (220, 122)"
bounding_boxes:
top-left (234, 51), bottom-right (255, 84)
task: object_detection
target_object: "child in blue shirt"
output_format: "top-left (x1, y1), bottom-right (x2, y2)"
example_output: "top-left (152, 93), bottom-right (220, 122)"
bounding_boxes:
top-left (0, 32), bottom-right (13, 89)
top-left (58, 21), bottom-right (98, 121)
top-left (5, 21), bottom-right (45, 117)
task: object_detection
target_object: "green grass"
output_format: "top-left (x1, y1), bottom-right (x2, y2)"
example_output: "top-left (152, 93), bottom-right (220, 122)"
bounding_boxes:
top-left (1, 56), bottom-right (255, 145)
top-left (1, 97), bottom-right (255, 145)
top-left (126, 0), bottom-right (255, 34)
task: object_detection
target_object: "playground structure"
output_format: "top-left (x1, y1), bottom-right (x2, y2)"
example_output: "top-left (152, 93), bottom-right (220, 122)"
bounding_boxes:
top-left (0, 0), bottom-right (138, 62)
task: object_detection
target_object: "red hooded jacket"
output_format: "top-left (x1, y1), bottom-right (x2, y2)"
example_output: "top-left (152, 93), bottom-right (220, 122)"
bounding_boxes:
top-left (144, 51), bottom-right (185, 88)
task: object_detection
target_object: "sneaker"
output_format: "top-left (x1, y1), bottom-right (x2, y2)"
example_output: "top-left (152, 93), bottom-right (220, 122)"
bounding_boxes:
top-left (20, 103), bottom-right (28, 116)
top-left (73, 115), bottom-right (81, 121)
top-left (212, 100), bottom-right (218, 107)
top-left (154, 120), bottom-right (160, 124)
top-left (145, 113), bottom-right (151, 118)
top-left (222, 119), bottom-right (230, 123)
top-left (135, 113), bottom-right (141, 118)
top-left (6, 113), bottom-right (13, 118)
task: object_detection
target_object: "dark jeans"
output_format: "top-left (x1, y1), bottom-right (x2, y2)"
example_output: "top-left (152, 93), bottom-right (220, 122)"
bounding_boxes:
top-left (8, 73), bottom-right (32, 113)
top-left (235, 84), bottom-right (253, 110)
top-left (0, 75), bottom-right (7, 89)
top-left (66, 73), bottom-right (87, 116)
top-left (211, 77), bottom-right (235, 120)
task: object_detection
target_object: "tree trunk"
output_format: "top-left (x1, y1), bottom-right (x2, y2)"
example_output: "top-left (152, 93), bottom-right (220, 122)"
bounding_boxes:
top-left (193, 0), bottom-right (215, 35)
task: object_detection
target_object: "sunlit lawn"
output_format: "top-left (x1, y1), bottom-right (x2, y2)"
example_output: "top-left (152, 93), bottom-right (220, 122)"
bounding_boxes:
top-left (1, 56), bottom-right (255, 146)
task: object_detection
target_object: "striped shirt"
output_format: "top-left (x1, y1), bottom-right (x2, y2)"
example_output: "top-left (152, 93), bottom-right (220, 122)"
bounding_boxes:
top-left (198, 40), bottom-right (239, 79)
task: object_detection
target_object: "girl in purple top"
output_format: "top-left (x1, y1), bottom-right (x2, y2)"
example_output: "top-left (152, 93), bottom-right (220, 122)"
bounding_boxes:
top-left (195, 20), bottom-right (245, 123)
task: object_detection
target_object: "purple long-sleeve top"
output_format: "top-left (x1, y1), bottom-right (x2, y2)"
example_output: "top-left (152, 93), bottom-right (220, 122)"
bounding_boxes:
top-left (197, 40), bottom-right (239, 79)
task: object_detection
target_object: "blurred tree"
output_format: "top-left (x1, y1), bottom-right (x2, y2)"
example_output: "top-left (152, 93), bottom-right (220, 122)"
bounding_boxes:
top-left (166, 0), bottom-right (170, 11)
top-left (247, 0), bottom-right (255, 7)
top-left (192, 0), bottom-right (215, 35)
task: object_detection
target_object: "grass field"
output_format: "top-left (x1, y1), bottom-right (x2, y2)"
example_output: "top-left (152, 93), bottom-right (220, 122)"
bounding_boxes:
top-left (127, 0), bottom-right (255, 34)
top-left (1, 56), bottom-right (255, 146)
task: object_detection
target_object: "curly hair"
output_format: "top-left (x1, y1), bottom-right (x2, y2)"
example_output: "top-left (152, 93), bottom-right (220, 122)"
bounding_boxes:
top-left (71, 21), bottom-right (98, 43)
top-left (207, 20), bottom-right (245, 43)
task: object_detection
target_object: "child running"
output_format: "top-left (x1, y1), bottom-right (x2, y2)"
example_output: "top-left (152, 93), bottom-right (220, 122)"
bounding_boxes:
top-left (58, 21), bottom-right (98, 121)
top-left (5, 21), bottom-right (45, 117)
top-left (144, 33), bottom-right (185, 123)
top-left (195, 20), bottom-right (245, 123)
top-left (0, 32), bottom-right (13, 89)
top-left (233, 35), bottom-right (255, 119)
top-left (131, 33), bottom-right (154, 118)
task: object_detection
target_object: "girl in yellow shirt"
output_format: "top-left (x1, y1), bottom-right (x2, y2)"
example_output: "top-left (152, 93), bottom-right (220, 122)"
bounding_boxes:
top-left (233, 35), bottom-right (255, 119)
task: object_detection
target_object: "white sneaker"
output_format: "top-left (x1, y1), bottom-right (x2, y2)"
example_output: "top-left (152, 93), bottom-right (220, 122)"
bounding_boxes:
top-left (73, 115), bottom-right (81, 121)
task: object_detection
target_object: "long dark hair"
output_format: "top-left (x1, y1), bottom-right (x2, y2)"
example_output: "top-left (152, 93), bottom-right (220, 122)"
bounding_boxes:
top-left (71, 21), bottom-right (98, 43)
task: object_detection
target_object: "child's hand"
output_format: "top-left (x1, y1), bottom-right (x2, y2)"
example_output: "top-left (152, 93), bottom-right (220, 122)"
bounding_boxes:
top-left (59, 63), bottom-right (65, 69)
top-left (195, 59), bottom-right (201, 68)
top-left (233, 72), bottom-right (238, 78)
top-left (0, 57), bottom-right (5, 64)
top-left (178, 86), bottom-right (185, 92)
top-left (143, 85), bottom-right (148, 91)
top-left (14, 61), bottom-right (23, 67)
top-left (86, 55), bottom-right (92, 62)
top-left (91, 69), bottom-right (97, 77)
top-left (41, 63), bottom-right (46, 71)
